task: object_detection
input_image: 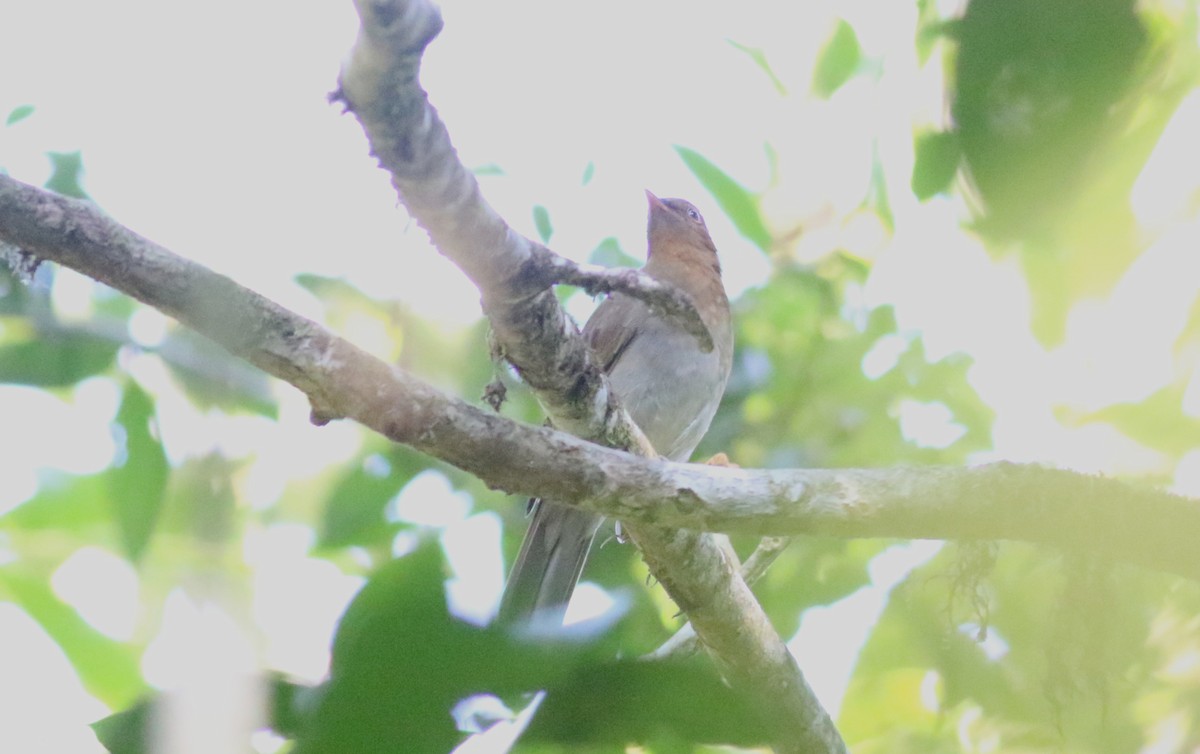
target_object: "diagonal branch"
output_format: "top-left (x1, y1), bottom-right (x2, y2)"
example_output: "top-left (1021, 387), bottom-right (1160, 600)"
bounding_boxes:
top-left (335, 0), bottom-right (709, 441)
top-left (650, 536), bottom-right (794, 661)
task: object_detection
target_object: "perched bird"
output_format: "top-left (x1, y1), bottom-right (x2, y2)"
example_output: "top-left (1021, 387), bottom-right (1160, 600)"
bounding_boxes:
top-left (498, 190), bottom-right (734, 626)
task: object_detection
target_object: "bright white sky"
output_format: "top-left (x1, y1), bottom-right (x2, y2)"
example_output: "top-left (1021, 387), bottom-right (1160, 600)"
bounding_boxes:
top-left (2, 1), bottom-right (1200, 752)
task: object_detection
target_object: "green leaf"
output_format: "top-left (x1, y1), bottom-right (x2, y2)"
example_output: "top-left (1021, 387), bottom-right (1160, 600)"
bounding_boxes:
top-left (911, 131), bottom-right (961, 200)
top-left (6, 104), bottom-right (34, 126)
top-left (294, 273), bottom-right (399, 328)
top-left (946, 0), bottom-right (1160, 346)
top-left (915, 0), bottom-right (951, 65)
top-left (304, 543), bottom-right (472, 753)
top-left (0, 566), bottom-right (143, 708)
top-left (675, 146), bottom-right (772, 253)
top-left (728, 39), bottom-right (788, 95)
top-left (812, 20), bottom-right (862, 98)
top-left (588, 236), bottom-right (639, 269)
top-left (0, 331), bottom-right (118, 386)
top-left (45, 151), bottom-right (88, 199)
top-left (319, 447), bottom-right (426, 548)
top-left (296, 273), bottom-right (379, 310)
top-left (0, 471), bottom-right (111, 533)
top-left (108, 380), bottom-right (169, 561)
top-left (92, 701), bottom-right (149, 754)
top-left (845, 545), bottom-right (1156, 748)
top-left (311, 544), bottom-right (600, 753)
top-left (160, 328), bottom-right (278, 418)
top-left (581, 161), bottom-right (595, 185)
top-left (526, 660), bottom-right (776, 747)
top-left (720, 265), bottom-right (991, 473)
top-left (306, 541), bottom-right (767, 752)
top-left (164, 453), bottom-right (237, 544)
top-left (0, 263), bottom-right (34, 314)
top-left (951, 0), bottom-right (1147, 247)
top-left (92, 285), bottom-right (137, 320)
top-left (532, 204), bottom-right (553, 243)
top-left (869, 144), bottom-right (895, 231)
top-left (753, 539), bottom-right (882, 638)
top-left (1080, 385), bottom-right (1200, 458)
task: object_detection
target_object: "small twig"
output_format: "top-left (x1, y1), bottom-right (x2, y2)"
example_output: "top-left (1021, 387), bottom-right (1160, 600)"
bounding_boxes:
top-left (527, 244), bottom-right (713, 352)
top-left (648, 536), bottom-right (794, 660)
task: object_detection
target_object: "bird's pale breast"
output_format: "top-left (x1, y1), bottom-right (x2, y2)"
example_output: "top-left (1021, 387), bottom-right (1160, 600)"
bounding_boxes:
top-left (605, 301), bottom-right (727, 462)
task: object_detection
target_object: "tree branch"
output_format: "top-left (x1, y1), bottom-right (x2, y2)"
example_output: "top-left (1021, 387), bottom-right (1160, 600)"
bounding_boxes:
top-left (3, 173), bottom-right (1198, 588)
top-left (335, 0), bottom-right (709, 439)
top-left (337, 1), bottom-right (843, 750)
top-left (650, 536), bottom-right (794, 661)
top-left (526, 244), bottom-right (714, 351)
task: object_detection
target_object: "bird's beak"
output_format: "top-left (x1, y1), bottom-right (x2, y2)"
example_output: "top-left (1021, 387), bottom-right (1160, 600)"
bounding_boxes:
top-left (645, 190), bottom-right (668, 212)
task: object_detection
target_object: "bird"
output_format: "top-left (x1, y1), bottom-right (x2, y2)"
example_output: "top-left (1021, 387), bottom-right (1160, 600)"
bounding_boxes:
top-left (498, 190), bottom-right (734, 626)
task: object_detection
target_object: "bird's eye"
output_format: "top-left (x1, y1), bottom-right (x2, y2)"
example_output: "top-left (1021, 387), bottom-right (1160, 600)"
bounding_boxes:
top-left (686, 207), bottom-right (702, 222)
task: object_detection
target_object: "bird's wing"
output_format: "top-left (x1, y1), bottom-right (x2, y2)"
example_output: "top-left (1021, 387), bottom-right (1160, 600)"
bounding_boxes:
top-left (584, 294), bottom-right (644, 373)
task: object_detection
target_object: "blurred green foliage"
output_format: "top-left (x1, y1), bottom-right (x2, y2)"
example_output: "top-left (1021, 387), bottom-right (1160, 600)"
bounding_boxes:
top-left (3, 0), bottom-right (1200, 751)
top-left (934, 0), bottom-right (1199, 343)
top-left (952, 0), bottom-right (1147, 241)
top-left (45, 151), bottom-right (89, 199)
top-left (0, 329), bottom-right (118, 386)
top-left (108, 381), bottom-right (169, 562)
top-left (5, 104), bottom-right (35, 126)
top-left (532, 204), bottom-right (554, 243)
top-left (911, 130), bottom-right (960, 201)
top-left (812, 20), bottom-right (864, 99)
top-left (94, 545), bottom-right (776, 754)
top-left (675, 146), bottom-right (773, 253)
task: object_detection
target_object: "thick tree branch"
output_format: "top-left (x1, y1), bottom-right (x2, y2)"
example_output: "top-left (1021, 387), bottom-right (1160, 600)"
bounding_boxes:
top-left (337, 2), bottom-right (843, 750)
top-left (651, 536), bottom-right (794, 661)
top-left (335, 0), bottom-right (709, 444)
top-left (3, 173), bottom-right (1198, 590)
top-left (526, 244), bottom-right (714, 352)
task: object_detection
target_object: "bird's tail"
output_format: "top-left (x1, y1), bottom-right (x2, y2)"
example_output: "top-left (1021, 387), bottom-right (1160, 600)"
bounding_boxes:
top-left (498, 500), bottom-right (602, 626)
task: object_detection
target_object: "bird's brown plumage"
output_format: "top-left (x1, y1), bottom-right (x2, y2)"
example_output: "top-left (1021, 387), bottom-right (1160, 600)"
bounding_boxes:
top-left (498, 191), bottom-right (733, 626)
